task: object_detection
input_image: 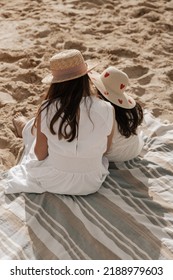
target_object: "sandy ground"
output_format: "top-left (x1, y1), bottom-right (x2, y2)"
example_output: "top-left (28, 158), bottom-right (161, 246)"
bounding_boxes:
top-left (0, 0), bottom-right (173, 171)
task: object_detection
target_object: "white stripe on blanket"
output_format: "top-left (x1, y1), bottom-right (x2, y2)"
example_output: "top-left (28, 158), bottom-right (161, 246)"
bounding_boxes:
top-left (0, 112), bottom-right (173, 259)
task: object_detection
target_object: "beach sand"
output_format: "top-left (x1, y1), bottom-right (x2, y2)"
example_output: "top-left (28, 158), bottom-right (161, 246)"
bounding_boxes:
top-left (0, 0), bottom-right (173, 171)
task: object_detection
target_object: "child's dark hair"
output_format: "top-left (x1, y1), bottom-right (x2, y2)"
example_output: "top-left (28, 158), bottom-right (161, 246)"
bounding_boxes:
top-left (97, 91), bottom-right (143, 138)
top-left (33, 74), bottom-right (92, 142)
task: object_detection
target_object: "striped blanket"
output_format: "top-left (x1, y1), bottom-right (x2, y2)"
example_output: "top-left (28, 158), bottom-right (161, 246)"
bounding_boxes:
top-left (0, 112), bottom-right (173, 260)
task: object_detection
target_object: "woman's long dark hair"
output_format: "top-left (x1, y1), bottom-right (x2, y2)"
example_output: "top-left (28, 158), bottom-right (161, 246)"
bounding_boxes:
top-left (97, 91), bottom-right (143, 138)
top-left (33, 74), bottom-right (92, 142)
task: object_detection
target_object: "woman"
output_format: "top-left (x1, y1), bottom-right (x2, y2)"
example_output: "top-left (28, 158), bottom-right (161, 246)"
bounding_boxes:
top-left (3, 49), bottom-right (114, 195)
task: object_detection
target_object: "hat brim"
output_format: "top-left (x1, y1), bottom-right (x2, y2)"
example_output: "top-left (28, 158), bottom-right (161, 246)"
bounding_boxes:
top-left (42, 61), bottom-right (98, 84)
top-left (88, 70), bottom-right (136, 109)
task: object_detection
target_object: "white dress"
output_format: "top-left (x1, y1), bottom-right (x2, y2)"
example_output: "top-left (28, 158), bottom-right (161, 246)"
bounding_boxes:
top-left (106, 119), bottom-right (144, 162)
top-left (3, 96), bottom-right (114, 195)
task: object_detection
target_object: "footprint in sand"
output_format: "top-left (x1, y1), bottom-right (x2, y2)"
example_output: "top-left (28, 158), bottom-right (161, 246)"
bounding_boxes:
top-left (143, 11), bottom-right (160, 22)
top-left (169, 93), bottom-right (173, 102)
top-left (64, 40), bottom-right (87, 52)
top-left (132, 7), bottom-right (153, 18)
top-left (0, 51), bottom-right (25, 63)
top-left (96, 24), bottom-right (115, 34)
top-left (137, 73), bottom-right (154, 85)
top-left (166, 69), bottom-right (173, 81)
top-left (11, 82), bottom-right (34, 101)
top-left (77, 0), bottom-right (104, 6)
top-left (123, 65), bottom-right (149, 79)
top-left (0, 91), bottom-right (16, 108)
top-left (132, 86), bottom-right (146, 97)
top-left (108, 48), bottom-right (138, 58)
top-left (18, 57), bottom-right (41, 69)
top-left (33, 29), bottom-right (50, 38)
top-left (0, 136), bottom-right (10, 149)
top-left (152, 108), bottom-right (164, 118)
top-left (162, 41), bottom-right (173, 54)
top-left (13, 72), bottom-right (41, 84)
top-left (0, 150), bottom-right (16, 170)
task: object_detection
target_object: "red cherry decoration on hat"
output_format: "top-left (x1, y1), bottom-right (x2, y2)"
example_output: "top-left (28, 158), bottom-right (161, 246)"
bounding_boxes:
top-left (104, 72), bottom-right (110, 78)
top-left (120, 83), bottom-right (125, 89)
top-left (118, 99), bottom-right (123, 104)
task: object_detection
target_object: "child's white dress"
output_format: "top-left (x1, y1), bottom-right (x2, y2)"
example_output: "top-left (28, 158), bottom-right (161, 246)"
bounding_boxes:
top-left (3, 96), bottom-right (114, 195)
top-left (106, 119), bottom-right (144, 162)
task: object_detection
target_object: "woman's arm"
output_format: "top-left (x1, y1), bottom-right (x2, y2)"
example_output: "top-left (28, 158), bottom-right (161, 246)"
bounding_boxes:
top-left (34, 114), bottom-right (48, 161)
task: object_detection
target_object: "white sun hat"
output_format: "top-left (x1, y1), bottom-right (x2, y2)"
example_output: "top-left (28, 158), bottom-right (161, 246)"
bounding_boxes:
top-left (88, 66), bottom-right (136, 109)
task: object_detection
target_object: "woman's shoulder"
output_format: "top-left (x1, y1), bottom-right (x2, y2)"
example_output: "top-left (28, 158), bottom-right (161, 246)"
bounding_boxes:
top-left (90, 96), bottom-right (114, 133)
top-left (91, 95), bottom-right (113, 110)
top-left (88, 96), bottom-right (114, 124)
top-left (40, 99), bottom-right (58, 122)
top-left (41, 99), bottom-right (58, 111)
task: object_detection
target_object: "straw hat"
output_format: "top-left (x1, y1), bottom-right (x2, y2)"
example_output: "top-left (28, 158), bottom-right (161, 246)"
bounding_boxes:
top-left (42, 49), bottom-right (96, 84)
top-left (88, 66), bottom-right (136, 109)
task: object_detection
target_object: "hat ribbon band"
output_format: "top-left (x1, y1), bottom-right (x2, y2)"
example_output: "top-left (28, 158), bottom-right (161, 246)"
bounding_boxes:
top-left (51, 63), bottom-right (87, 80)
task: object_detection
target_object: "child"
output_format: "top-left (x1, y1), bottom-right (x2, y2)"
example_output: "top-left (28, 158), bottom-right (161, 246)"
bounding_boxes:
top-left (3, 49), bottom-right (115, 195)
top-left (88, 66), bottom-right (144, 162)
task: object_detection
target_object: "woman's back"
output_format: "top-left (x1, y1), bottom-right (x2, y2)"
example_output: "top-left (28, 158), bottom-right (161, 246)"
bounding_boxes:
top-left (41, 96), bottom-right (113, 160)
top-left (4, 95), bottom-right (114, 195)
top-left (4, 49), bottom-right (114, 196)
